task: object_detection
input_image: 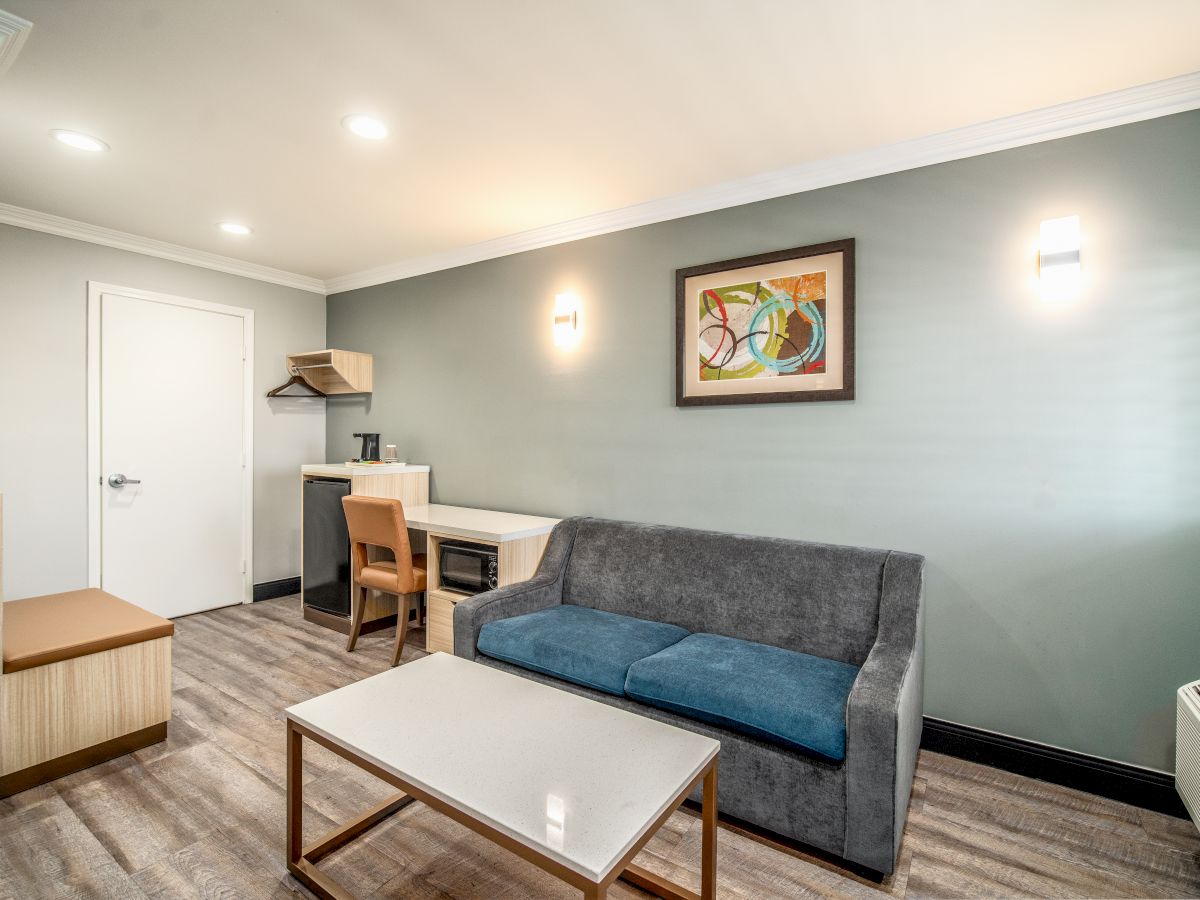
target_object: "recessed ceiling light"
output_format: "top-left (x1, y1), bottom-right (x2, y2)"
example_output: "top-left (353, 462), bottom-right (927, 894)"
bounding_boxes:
top-left (342, 114), bottom-right (388, 140)
top-left (218, 222), bottom-right (253, 236)
top-left (51, 129), bottom-right (109, 152)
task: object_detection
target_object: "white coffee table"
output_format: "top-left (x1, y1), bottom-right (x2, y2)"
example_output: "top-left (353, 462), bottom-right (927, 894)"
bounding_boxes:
top-left (285, 652), bottom-right (720, 900)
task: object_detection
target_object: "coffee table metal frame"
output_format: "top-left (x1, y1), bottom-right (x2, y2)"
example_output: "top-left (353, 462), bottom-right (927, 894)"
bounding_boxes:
top-left (286, 718), bottom-right (718, 900)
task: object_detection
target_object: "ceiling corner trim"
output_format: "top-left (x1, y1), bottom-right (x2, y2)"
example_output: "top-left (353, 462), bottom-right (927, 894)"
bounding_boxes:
top-left (324, 70), bottom-right (1200, 295)
top-left (0, 8), bottom-right (33, 78)
top-left (0, 203), bottom-right (327, 294)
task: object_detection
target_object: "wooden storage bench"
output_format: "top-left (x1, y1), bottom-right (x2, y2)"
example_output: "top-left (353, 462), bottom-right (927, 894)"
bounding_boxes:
top-left (0, 587), bottom-right (173, 797)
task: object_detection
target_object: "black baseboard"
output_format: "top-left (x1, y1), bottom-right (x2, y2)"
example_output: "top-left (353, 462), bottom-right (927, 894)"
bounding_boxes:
top-left (921, 716), bottom-right (1187, 819)
top-left (253, 576), bottom-right (301, 602)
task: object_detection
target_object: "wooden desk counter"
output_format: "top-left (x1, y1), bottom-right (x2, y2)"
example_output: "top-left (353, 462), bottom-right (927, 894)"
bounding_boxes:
top-left (299, 465), bottom-right (558, 653)
top-left (418, 506), bottom-right (559, 655)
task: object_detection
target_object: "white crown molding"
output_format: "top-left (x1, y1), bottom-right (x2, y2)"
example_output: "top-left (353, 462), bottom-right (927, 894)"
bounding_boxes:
top-left (325, 71), bottom-right (1200, 295)
top-left (0, 202), bottom-right (326, 293)
top-left (5, 71), bottom-right (1197, 298)
top-left (0, 8), bottom-right (33, 78)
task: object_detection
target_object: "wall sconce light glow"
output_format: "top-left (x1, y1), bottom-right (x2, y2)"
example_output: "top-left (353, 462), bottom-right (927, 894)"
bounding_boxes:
top-left (51, 129), bottom-right (109, 152)
top-left (1038, 215), bottom-right (1081, 301)
top-left (553, 292), bottom-right (580, 348)
top-left (218, 222), bottom-right (253, 236)
top-left (342, 114), bottom-right (389, 140)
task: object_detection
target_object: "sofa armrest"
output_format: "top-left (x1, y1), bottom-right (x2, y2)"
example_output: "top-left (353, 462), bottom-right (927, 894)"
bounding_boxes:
top-left (843, 550), bottom-right (925, 875)
top-left (452, 575), bottom-right (563, 660)
top-left (452, 518), bottom-right (581, 660)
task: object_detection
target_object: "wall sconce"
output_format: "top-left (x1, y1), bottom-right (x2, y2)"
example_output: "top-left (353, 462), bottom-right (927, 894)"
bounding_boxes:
top-left (1038, 215), bottom-right (1081, 301)
top-left (553, 292), bottom-right (580, 348)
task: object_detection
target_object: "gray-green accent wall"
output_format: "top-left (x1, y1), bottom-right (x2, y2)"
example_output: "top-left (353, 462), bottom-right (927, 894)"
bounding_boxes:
top-left (327, 111), bottom-right (1200, 771)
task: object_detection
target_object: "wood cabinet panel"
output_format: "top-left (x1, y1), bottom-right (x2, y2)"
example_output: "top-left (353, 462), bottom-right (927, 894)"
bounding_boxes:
top-left (0, 637), bottom-right (172, 775)
top-left (426, 590), bottom-right (465, 655)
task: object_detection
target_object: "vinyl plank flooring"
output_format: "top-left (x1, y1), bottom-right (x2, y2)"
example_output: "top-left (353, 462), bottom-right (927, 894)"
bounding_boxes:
top-left (172, 683), bottom-right (293, 775)
top-left (168, 678), bottom-right (359, 791)
top-left (132, 831), bottom-right (305, 900)
top-left (1140, 806), bottom-right (1200, 855)
top-left (905, 800), bottom-right (1173, 899)
top-left (133, 712), bottom-right (211, 767)
top-left (0, 790), bottom-right (150, 898)
top-left (171, 638), bottom-right (330, 720)
top-left (55, 757), bottom-right (223, 875)
top-left (919, 764), bottom-right (1200, 896)
top-left (1, 594), bottom-right (1196, 899)
top-left (657, 811), bottom-right (885, 900)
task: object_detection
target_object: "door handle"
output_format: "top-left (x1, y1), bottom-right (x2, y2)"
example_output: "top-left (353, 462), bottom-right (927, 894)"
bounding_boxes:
top-left (107, 473), bottom-right (142, 488)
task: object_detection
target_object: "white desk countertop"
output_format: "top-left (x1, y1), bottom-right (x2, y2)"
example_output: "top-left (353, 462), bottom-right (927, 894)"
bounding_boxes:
top-left (406, 504), bottom-right (559, 542)
top-left (302, 463), bottom-right (431, 478)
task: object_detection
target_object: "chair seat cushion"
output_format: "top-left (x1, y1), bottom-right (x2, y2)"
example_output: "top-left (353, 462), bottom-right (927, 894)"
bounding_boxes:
top-left (2, 588), bottom-right (174, 674)
top-left (477, 605), bottom-right (690, 696)
top-left (359, 554), bottom-right (427, 593)
top-left (625, 633), bottom-right (860, 761)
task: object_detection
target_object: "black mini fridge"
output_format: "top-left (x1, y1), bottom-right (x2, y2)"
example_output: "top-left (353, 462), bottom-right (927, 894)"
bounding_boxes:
top-left (303, 478), bottom-right (351, 617)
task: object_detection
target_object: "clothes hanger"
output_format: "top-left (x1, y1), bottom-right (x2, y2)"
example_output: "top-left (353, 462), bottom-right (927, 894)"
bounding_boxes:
top-left (266, 367), bottom-right (327, 398)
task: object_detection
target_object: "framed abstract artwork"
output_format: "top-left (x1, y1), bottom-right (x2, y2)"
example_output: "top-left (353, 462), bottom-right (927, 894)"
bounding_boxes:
top-left (675, 239), bottom-right (855, 406)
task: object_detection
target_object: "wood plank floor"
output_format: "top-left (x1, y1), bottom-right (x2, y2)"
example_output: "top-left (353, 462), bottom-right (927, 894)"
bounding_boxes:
top-left (1, 595), bottom-right (1197, 899)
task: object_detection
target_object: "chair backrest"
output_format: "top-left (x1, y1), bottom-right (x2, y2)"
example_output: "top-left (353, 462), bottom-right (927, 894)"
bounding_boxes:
top-left (341, 495), bottom-right (416, 591)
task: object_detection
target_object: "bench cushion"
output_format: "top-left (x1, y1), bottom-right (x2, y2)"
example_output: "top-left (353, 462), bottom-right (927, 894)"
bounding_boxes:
top-left (625, 633), bottom-right (861, 761)
top-left (3, 589), bottom-right (174, 674)
top-left (477, 604), bottom-right (689, 696)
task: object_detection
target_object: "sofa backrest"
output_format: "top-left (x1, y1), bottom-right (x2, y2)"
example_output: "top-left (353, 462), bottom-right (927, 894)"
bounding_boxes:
top-left (560, 517), bottom-right (890, 665)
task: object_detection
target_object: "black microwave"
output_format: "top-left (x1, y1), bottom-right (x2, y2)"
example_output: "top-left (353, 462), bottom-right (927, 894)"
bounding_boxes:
top-left (439, 541), bottom-right (499, 594)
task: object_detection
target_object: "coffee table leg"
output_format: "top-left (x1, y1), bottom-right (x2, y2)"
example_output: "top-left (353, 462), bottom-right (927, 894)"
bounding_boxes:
top-left (701, 761), bottom-right (717, 900)
top-left (287, 720), bottom-right (303, 868)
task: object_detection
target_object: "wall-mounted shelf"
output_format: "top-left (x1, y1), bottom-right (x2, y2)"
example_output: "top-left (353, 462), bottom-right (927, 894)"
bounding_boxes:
top-left (285, 349), bottom-right (373, 395)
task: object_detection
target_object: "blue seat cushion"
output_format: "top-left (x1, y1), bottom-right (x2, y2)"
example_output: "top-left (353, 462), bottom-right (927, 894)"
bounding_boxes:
top-left (477, 605), bottom-right (690, 696)
top-left (625, 633), bottom-right (860, 761)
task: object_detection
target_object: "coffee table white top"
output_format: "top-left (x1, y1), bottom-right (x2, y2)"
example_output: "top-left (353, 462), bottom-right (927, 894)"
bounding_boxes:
top-left (285, 653), bottom-right (719, 882)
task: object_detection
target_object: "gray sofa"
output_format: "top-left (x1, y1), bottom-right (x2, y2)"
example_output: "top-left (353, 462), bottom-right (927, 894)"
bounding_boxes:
top-left (453, 516), bottom-right (924, 876)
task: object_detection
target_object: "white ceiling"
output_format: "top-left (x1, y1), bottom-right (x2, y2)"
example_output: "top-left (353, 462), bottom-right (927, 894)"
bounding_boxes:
top-left (2, 0), bottom-right (1199, 287)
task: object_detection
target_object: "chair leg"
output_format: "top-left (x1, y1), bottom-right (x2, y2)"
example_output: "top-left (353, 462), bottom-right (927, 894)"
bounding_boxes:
top-left (391, 594), bottom-right (410, 667)
top-left (346, 584), bottom-right (367, 652)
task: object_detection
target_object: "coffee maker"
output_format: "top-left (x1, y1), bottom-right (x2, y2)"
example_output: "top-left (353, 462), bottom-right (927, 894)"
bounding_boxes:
top-left (353, 432), bottom-right (381, 462)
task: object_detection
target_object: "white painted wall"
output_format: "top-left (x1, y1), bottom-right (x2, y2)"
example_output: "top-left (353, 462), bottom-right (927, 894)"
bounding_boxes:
top-left (0, 224), bottom-right (325, 598)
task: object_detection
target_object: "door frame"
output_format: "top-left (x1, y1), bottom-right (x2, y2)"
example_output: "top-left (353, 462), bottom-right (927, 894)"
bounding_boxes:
top-left (86, 282), bottom-right (255, 605)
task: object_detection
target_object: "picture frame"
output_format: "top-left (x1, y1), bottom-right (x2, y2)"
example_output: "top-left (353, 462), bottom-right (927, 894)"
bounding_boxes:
top-left (675, 238), bottom-right (855, 406)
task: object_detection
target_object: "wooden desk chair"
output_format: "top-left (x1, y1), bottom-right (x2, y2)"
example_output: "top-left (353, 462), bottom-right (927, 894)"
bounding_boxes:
top-left (342, 495), bottom-right (427, 667)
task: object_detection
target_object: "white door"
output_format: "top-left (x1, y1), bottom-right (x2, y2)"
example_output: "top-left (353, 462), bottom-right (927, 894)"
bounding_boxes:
top-left (92, 287), bottom-right (251, 618)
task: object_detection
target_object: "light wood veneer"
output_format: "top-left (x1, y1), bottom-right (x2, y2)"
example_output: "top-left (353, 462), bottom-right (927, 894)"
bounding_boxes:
top-left (423, 530), bottom-right (551, 654)
top-left (425, 588), bottom-right (466, 656)
top-left (1, 637), bottom-right (171, 775)
top-left (0, 494), bottom-right (173, 795)
top-left (286, 350), bottom-right (373, 394)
